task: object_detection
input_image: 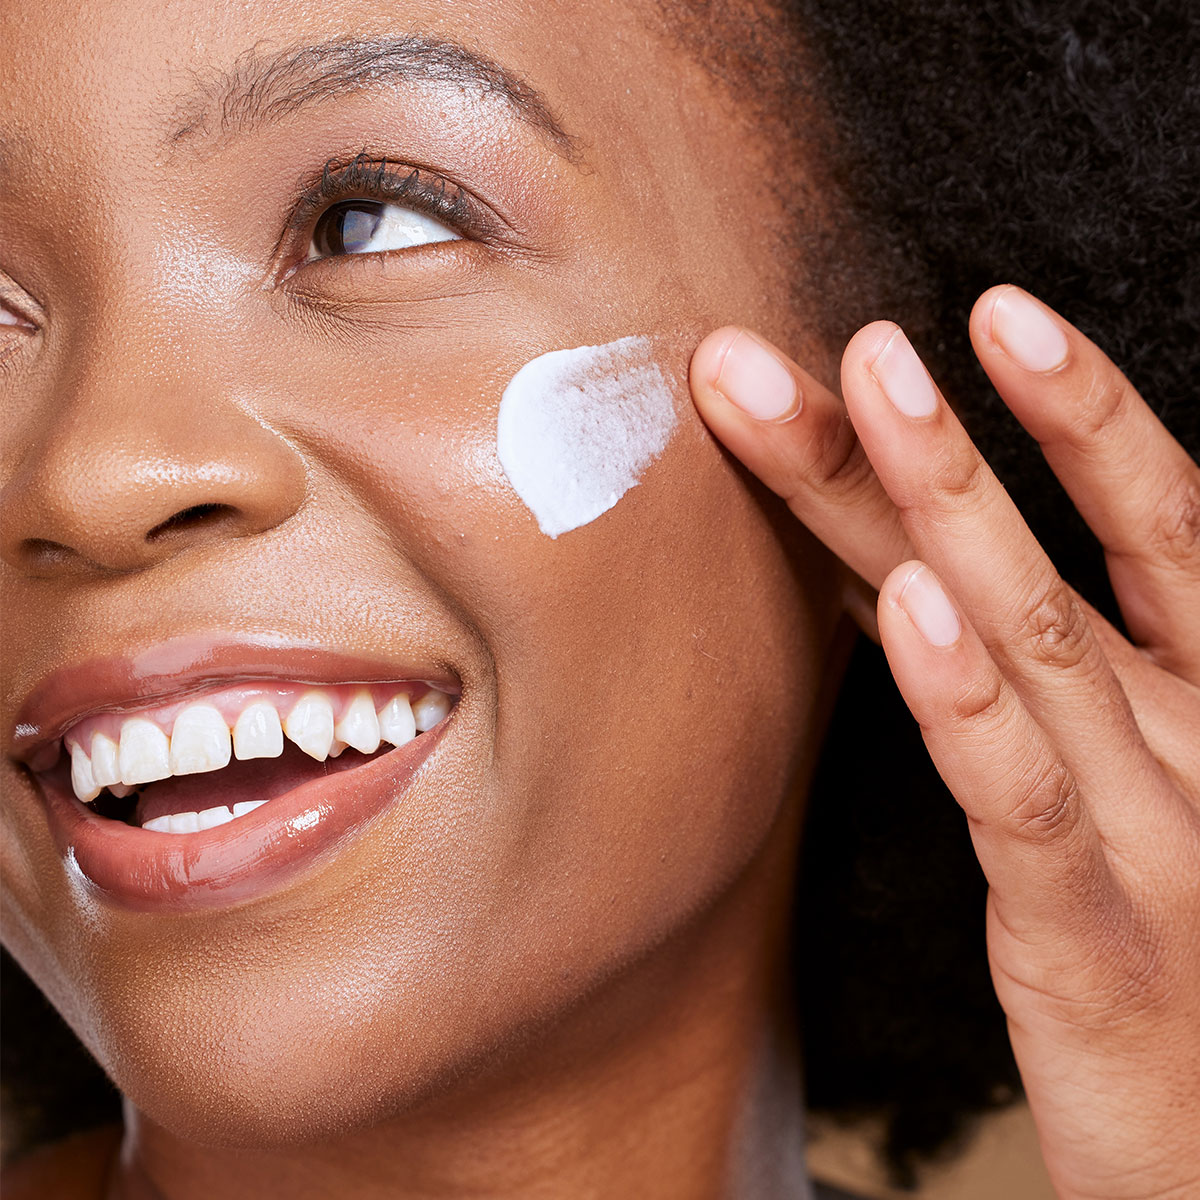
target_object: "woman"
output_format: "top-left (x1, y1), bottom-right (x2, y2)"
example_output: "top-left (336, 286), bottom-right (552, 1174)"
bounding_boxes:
top-left (2, 2), bottom-right (1197, 1197)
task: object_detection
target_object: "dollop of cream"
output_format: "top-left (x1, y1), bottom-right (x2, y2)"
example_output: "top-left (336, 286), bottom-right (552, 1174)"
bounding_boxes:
top-left (496, 336), bottom-right (676, 539)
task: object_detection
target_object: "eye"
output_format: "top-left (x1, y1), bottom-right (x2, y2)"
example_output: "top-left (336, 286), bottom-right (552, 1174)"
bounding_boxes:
top-left (308, 200), bottom-right (461, 260)
top-left (0, 293), bottom-right (35, 342)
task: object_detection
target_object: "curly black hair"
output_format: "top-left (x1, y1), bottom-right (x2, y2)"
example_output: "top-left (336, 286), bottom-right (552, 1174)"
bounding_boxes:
top-left (3, 0), bottom-right (1198, 1187)
top-left (788, 0), bottom-right (1199, 1188)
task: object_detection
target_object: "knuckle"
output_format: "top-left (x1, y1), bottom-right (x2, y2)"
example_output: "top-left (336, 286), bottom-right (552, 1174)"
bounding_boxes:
top-left (947, 669), bottom-right (1008, 730)
top-left (1150, 470), bottom-right (1200, 573)
top-left (1060, 361), bottom-right (1133, 446)
top-left (773, 413), bottom-right (868, 512)
top-left (930, 445), bottom-right (988, 508)
top-left (1009, 575), bottom-right (1095, 672)
top-left (811, 411), bottom-right (868, 492)
top-left (1005, 760), bottom-right (1082, 843)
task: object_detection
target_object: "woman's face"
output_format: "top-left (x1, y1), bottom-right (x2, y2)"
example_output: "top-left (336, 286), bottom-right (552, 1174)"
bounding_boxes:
top-left (1, 0), bottom-right (839, 1142)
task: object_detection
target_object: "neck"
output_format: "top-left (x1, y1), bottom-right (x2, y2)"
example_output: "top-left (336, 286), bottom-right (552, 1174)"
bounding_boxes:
top-left (108, 829), bottom-right (810, 1200)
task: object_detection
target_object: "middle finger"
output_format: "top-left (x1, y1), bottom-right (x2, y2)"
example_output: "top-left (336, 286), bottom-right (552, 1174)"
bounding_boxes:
top-left (841, 321), bottom-right (1158, 798)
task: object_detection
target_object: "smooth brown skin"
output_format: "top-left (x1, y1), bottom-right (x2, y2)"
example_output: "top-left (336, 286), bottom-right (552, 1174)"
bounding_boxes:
top-left (1, 2), bottom-right (845, 1198)
top-left (4, 4), bottom-right (1199, 1200)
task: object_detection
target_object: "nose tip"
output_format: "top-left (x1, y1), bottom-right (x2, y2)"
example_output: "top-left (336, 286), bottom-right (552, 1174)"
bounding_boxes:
top-left (1, 421), bottom-right (307, 576)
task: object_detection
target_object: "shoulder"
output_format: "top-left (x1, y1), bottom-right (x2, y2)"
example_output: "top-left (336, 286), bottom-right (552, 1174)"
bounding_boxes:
top-left (2, 1124), bottom-right (122, 1200)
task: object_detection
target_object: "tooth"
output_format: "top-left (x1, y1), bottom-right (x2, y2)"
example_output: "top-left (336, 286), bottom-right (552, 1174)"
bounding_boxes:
top-left (108, 783), bottom-right (135, 798)
top-left (70, 743), bottom-right (101, 803)
top-left (335, 691), bottom-right (381, 754)
top-left (233, 701), bottom-right (284, 761)
top-left (90, 733), bottom-right (121, 787)
top-left (169, 704), bottom-right (232, 776)
top-left (412, 690), bottom-right (451, 732)
top-left (196, 805), bottom-right (235, 830)
top-left (118, 718), bottom-right (171, 785)
top-left (329, 739), bottom-right (347, 758)
top-left (167, 811), bottom-right (200, 834)
top-left (284, 692), bottom-right (335, 760)
top-left (377, 694), bottom-right (415, 747)
top-left (232, 800), bottom-right (267, 818)
top-left (143, 816), bottom-right (172, 832)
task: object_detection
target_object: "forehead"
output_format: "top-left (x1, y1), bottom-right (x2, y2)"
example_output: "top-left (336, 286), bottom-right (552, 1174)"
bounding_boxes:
top-left (0, 0), bottom-right (678, 172)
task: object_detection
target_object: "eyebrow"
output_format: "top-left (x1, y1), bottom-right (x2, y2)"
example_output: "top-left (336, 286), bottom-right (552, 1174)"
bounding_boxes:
top-left (169, 35), bottom-right (581, 161)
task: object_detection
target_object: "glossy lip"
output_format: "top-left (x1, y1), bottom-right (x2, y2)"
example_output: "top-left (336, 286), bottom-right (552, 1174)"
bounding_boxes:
top-left (10, 633), bottom-right (462, 765)
top-left (10, 635), bottom-right (463, 911)
top-left (37, 719), bottom-right (450, 912)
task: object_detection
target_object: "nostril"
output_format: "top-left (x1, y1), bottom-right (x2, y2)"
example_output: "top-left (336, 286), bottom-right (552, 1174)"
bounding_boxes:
top-left (11, 504), bottom-right (249, 573)
top-left (146, 503), bottom-right (238, 542)
top-left (18, 538), bottom-right (76, 570)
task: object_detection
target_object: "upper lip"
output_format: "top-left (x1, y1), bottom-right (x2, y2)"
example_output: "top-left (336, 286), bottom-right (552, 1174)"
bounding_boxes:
top-left (10, 634), bottom-right (462, 767)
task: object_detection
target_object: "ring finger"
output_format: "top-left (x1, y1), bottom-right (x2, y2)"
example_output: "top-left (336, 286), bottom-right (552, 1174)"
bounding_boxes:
top-left (969, 286), bottom-right (1200, 681)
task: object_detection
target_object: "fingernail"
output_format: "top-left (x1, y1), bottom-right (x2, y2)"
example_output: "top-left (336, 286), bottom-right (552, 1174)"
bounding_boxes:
top-left (991, 288), bottom-right (1069, 372)
top-left (871, 329), bottom-right (939, 418)
top-left (898, 566), bottom-right (961, 647)
top-left (713, 331), bottom-right (800, 422)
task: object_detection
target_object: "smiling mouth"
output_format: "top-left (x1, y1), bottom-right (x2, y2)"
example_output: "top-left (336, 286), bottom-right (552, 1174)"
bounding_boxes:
top-left (42, 681), bottom-right (456, 834)
top-left (13, 641), bottom-right (463, 909)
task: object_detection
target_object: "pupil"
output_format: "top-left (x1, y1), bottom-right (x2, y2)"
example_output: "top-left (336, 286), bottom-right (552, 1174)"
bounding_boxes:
top-left (315, 202), bottom-right (384, 255)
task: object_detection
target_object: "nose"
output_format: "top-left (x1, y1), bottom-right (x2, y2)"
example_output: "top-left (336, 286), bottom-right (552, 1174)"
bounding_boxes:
top-left (1, 331), bottom-right (307, 576)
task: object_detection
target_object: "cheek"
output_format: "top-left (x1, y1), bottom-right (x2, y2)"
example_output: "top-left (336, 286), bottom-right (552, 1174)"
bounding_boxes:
top-left (496, 336), bottom-right (677, 539)
top-left (265, 330), bottom-right (827, 983)
top-left (489, 420), bottom-right (827, 912)
top-left (39, 332), bottom-right (833, 1146)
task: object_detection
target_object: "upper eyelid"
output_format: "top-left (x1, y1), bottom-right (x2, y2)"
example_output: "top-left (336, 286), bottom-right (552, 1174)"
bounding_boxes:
top-left (0, 277), bottom-right (42, 328)
top-left (284, 155), bottom-right (505, 245)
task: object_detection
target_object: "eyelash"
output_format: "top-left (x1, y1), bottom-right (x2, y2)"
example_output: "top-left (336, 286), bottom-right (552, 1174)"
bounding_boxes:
top-left (286, 152), bottom-right (493, 261)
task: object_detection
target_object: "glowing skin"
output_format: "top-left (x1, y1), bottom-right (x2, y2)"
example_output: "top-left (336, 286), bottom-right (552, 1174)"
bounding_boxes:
top-left (0, 2), bottom-right (839, 1197)
top-left (496, 336), bottom-right (677, 538)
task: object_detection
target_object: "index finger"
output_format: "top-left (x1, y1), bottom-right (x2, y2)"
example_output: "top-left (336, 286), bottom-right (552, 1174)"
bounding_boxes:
top-left (689, 326), bottom-right (911, 590)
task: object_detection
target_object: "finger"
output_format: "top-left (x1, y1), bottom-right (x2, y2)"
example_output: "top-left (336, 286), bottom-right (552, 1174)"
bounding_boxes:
top-left (689, 327), bottom-right (912, 590)
top-left (970, 286), bottom-right (1200, 680)
top-left (877, 561), bottom-right (1114, 922)
top-left (1079, 595), bottom-right (1200, 791)
top-left (842, 323), bottom-right (1166, 815)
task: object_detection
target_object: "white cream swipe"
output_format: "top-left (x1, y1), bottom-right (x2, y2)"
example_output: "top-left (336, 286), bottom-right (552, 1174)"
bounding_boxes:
top-left (496, 336), bottom-right (677, 539)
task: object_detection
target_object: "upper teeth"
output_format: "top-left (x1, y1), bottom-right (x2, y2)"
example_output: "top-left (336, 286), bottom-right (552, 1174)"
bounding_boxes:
top-left (232, 701), bottom-right (284, 761)
top-left (91, 733), bottom-right (121, 787)
top-left (61, 685), bottom-right (453, 806)
top-left (168, 704), bottom-right (231, 776)
top-left (283, 692), bottom-right (337, 761)
top-left (118, 718), bottom-right (171, 787)
top-left (334, 692), bottom-right (381, 754)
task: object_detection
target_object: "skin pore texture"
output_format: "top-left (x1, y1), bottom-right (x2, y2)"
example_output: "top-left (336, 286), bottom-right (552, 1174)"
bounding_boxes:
top-left (0, 1), bottom-right (849, 1198)
top-left (496, 336), bottom-right (678, 539)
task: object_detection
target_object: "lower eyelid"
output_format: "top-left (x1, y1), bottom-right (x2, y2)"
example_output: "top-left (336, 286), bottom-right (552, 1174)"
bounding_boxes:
top-left (280, 233), bottom-right (480, 289)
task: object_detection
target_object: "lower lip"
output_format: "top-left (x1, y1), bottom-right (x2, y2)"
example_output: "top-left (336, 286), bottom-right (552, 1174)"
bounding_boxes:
top-left (38, 723), bottom-right (448, 912)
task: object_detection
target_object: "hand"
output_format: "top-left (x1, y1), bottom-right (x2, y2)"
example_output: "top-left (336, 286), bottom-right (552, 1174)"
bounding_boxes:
top-left (689, 287), bottom-right (1200, 1200)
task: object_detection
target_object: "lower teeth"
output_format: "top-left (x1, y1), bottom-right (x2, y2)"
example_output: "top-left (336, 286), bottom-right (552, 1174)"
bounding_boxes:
top-left (141, 799), bottom-right (267, 834)
top-left (82, 741), bottom-right (389, 832)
